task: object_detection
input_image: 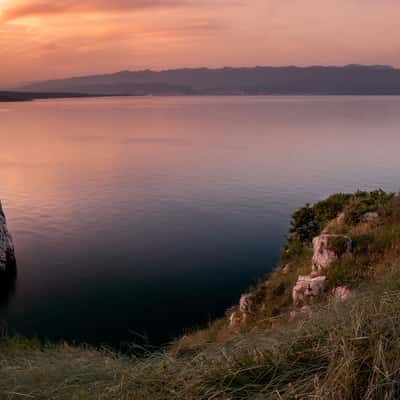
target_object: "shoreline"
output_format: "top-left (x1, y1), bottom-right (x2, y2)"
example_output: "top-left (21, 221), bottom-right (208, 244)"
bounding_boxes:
top-left (3, 92), bottom-right (400, 103)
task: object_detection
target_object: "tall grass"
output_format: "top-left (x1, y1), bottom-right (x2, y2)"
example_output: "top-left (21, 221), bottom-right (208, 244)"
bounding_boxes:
top-left (2, 271), bottom-right (400, 399)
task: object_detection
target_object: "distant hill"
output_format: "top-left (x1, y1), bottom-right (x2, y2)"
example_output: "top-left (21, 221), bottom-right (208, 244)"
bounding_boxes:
top-left (0, 91), bottom-right (94, 102)
top-left (18, 65), bottom-right (400, 95)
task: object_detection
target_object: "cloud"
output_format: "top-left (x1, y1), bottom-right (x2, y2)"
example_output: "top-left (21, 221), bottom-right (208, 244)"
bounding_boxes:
top-left (1, 0), bottom-right (189, 21)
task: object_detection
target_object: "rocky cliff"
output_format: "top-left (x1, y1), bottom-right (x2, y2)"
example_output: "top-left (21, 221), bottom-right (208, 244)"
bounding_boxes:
top-left (0, 201), bottom-right (16, 272)
top-left (223, 190), bottom-right (393, 332)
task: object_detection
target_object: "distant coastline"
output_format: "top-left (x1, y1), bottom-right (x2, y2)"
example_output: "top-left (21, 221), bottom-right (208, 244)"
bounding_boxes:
top-left (3, 92), bottom-right (400, 103)
top-left (0, 91), bottom-right (99, 102)
top-left (4, 64), bottom-right (400, 101)
top-left (7, 65), bottom-right (400, 98)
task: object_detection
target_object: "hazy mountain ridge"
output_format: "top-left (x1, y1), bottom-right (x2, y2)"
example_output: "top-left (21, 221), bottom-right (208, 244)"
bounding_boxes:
top-left (19, 65), bottom-right (400, 96)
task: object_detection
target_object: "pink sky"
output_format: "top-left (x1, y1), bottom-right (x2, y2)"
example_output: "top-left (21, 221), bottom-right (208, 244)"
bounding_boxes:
top-left (1, 0), bottom-right (400, 87)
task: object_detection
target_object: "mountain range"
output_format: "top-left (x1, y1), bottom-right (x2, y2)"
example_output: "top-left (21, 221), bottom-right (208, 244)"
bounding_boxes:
top-left (3, 65), bottom-right (400, 99)
top-left (16, 65), bottom-right (400, 96)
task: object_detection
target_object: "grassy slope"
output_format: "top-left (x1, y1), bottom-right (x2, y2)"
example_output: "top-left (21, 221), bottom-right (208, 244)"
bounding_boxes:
top-left (2, 191), bottom-right (400, 399)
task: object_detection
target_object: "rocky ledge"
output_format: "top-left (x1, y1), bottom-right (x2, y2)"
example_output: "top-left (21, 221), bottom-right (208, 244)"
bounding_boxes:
top-left (226, 202), bottom-right (383, 330)
top-left (0, 201), bottom-right (16, 272)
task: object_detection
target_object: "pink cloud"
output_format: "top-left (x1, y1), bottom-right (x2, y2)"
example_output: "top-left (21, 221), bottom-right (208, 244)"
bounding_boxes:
top-left (1, 0), bottom-right (191, 21)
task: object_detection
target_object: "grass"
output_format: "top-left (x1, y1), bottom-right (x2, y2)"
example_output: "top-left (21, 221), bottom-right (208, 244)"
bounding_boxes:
top-left (2, 191), bottom-right (400, 399)
top-left (3, 272), bottom-right (400, 399)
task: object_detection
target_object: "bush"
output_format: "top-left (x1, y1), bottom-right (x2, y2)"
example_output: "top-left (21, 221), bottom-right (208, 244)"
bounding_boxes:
top-left (344, 190), bottom-right (394, 225)
top-left (289, 193), bottom-right (352, 243)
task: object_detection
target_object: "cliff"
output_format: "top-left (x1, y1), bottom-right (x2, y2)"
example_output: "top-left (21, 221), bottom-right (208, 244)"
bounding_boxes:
top-left (0, 201), bottom-right (15, 272)
top-left (2, 190), bottom-right (400, 399)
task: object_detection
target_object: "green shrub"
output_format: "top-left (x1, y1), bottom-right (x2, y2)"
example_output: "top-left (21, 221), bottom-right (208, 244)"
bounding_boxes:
top-left (289, 203), bottom-right (319, 242)
top-left (288, 193), bottom-right (352, 243)
top-left (344, 189), bottom-right (394, 225)
top-left (326, 256), bottom-right (371, 289)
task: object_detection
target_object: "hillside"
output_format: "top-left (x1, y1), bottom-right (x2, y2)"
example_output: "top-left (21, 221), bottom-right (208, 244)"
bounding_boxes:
top-left (19, 65), bottom-right (400, 96)
top-left (2, 190), bottom-right (400, 399)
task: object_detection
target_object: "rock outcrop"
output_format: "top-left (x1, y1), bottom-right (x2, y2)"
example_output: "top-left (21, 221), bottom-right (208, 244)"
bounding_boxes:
top-left (227, 307), bottom-right (242, 329)
top-left (239, 293), bottom-right (254, 315)
top-left (226, 212), bottom-right (357, 330)
top-left (312, 234), bottom-right (352, 272)
top-left (333, 286), bottom-right (352, 301)
top-left (0, 201), bottom-right (16, 272)
top-left (226, 293), bottom-right (256, 329)
top-left (362, 212), bottom-right (379, 223)
top-left (292, 275), bottom-right (326, 306)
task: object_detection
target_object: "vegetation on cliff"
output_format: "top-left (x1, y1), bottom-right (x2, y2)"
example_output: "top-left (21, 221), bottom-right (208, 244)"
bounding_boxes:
top-left (2, 190), bottom-right (400, 399)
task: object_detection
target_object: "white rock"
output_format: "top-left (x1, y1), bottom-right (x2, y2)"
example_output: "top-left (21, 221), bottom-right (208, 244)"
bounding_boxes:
top-left (228, 309), bottom-right (242, 329)
top-left (0, 201), bottom-right (15, 272)
top-left (239, 293), bottom-right (254, 314)
top-left (292, 275), bottom-right (326, 305)
top-left (312, 234), bottom-right (352, 272)
top-left (333, 286), bottom-right (352, 301)
top-left (362, 212), bottom-right (379, 223)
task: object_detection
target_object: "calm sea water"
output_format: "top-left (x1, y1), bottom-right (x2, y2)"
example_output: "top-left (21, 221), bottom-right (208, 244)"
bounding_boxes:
top-left (1, 96), bottom-right (400, 347)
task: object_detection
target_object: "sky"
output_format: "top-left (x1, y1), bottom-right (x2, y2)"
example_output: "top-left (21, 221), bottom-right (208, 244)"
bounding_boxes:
top-left (0, 0), bottom-right (400, 87)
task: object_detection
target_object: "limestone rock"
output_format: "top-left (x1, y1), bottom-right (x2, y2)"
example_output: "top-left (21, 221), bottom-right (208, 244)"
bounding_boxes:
top-left (333, 286), bottom-right (352, 301)
top-left (227, 307), bottom-right (242, 329)
top-left (292, 275), bottom-right (326, 306)
top-left (312, 234), bottom-right (352, 272)
top-left (239, 293), bottom-right (254, 314)
top-left (309, 270), bottom-right (321, 278)
top-left (0, 201), bottom-right (15, 272)
top-left (239, 293), bottom-right (257, 323)
top-left (362, 212), bottom-right (379, 223)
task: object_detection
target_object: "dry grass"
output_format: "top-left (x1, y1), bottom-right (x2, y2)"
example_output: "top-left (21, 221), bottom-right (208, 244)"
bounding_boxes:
top-left (3, 272), bottom-right (400, 399)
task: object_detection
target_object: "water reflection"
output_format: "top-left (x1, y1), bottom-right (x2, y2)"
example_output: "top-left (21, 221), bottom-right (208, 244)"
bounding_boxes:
top-left (1, 96), bottom-right (400, 346)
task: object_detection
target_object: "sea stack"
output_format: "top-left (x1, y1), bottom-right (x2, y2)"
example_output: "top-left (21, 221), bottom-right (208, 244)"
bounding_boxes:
top-left (0, 200), bottom-right (16, 272)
